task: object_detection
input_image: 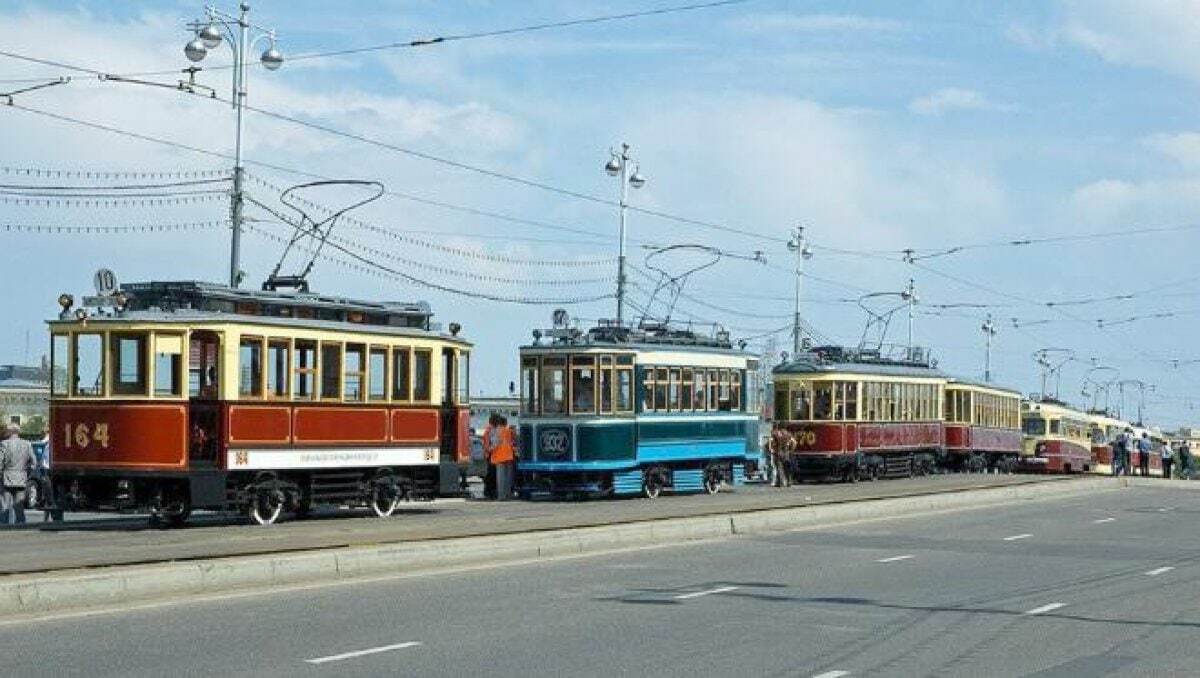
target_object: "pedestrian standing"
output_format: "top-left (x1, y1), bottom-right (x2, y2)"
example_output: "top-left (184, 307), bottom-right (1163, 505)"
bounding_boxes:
top-left (767, 428), bottom-right (795, 488)
top-left (491, 416), bottom-right (516, 501)
top-left (482, 414), bottom-right (499, 500)
top-left (1161, 442), bottom-right (1175, 479)
top-left (1137, 433), bottom-right (1152, 477)
top-left (1110, 432), bottom-right (1125, 477)
top-left (1, 424), bottom-right (36, 525)
top-left (1182, 441), bottom-right (1195, 480)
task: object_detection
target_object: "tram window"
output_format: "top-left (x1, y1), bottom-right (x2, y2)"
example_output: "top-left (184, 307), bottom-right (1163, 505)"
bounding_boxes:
top-left (267, 340), bottom-right (290, 398)
top-left (154, 335), bottom-right (183, 398)
top-left (541, 357), bottom-right (566, 415)
top-left (694, 370), bottom-right (707, 410)
top-left (616, 367), bottom-right (633, 413)
top-left (189, 332), bottom-right (220, 399)
top-left (344, 344), bottom-right (366, 401)
top-left (668, 368), bottom-right (681, 411)
top-left (731, 371), bottom-right (742, 411)
top-left (238, 338), bottom-right (264, 398)
top-left (599, 364), bottom-right (614, 414)
top-left (571, 356), bottom-right (597, 414)
top-left (707, 369), bottom-right (719, 411)
top-left (320, 343), bottom-right (342, 400)
top-left (110, 333), bottom-right (148, 396)
top-left (521, 357), bottom-right (538, 415)
top-left (456, 351), bottom-right (470, 404)
top-left (745, 368), bottom-right (759, 414)
top-left (775, 385), bottom-right (789, 420)
top-left (413, 349), bottom-right (432, 402)
top-left (813, 382), bottom-right (833, 420)
top-left (839, 381), bottom-right (858, 420)
top-left (791, 382), bottom-right (812, 420)
top-left (51, 334), bottom-right (69, 396)
top-left (1049, 419), bottom-right (1062, 435)
top-left (681, 368), bottom-right (694, 411)
top-left (654, 368), bottom-right (668, 412)
top-left (294, 340), bottom-right (317, 400)
top-left (393, 348), bottom-right (411, 401)
top-left (368, 347), bottom-right (387, 401)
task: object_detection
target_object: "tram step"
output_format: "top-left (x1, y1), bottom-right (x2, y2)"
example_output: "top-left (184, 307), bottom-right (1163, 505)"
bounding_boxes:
top-left (732, 463), bottom-right (746, 486)
top-left (672, 469), bottom-right (705, 492)
top-left (612, 470), bottom-right (642, 495)
top-left (884, 454), bottom-right (914, 477)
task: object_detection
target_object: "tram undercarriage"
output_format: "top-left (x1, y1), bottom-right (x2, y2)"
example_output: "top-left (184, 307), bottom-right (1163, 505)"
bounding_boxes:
top-left (517, 460), bottom-right (743, 500)
top-left (52, 465), bottom-right (447, 526)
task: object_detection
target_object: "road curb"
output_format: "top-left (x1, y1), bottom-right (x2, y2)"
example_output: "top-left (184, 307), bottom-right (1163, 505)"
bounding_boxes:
top-left (0, 477), bottom-right (1119, 616)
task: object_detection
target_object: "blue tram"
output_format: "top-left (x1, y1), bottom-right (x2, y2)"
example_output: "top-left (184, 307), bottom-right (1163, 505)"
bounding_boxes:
top-left (516, 322), bottom-right (760, 498)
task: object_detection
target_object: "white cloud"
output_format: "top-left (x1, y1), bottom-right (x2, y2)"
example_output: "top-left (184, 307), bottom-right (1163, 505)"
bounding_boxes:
top-left (1144, 132), bottom-right (1200, 167)
top-left (1058, 0), bottom-right (1200, 81)
top-left (1070, 176), bottom-right (1200, 225)
top-left (730, 13), bottom-right (907, 34)
top-left (908, 88), bottom-right (1013, 116)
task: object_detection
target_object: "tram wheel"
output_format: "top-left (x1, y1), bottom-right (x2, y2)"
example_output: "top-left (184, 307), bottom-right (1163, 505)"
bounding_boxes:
top-left (248, 489), bottom-right (285, 526)
top-left (703, 469), bottom-right (721, 495)
top-left (643, 470), bottom-right (663, 500)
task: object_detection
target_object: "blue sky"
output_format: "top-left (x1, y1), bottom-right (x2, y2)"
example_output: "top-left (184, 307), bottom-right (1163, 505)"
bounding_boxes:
top-left (2, 0), bottom-right (1199, 428)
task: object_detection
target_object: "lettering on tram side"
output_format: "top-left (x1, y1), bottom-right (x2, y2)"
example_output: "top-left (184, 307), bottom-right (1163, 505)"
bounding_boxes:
top-left (62, 422), bottom-right (111, 451)
top-left (792, 429), bottom-right (817, 447)
top-left (539, 427), bottom-right (572, 460)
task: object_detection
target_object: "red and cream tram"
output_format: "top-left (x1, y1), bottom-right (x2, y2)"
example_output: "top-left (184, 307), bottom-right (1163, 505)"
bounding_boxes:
top-left (943, 380), bottom-right (1022, 473)
top-left (1018, 399), bottom-right (1093, 474)
top-left (48, 281), bottom-right (471, 525)
top-left (772, 347), bottom-right (947, 481)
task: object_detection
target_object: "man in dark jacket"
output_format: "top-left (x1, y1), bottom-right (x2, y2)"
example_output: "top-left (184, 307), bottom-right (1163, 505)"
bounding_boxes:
top-left (1, 424), bottom-right (36, 524)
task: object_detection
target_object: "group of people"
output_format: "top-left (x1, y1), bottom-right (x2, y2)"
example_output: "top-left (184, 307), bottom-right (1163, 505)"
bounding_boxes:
top-left (0, 424), bottom-right (36, 525)
top-left (1110, 429), bottom-right (1193, 479)
top-left (481, 414), bottom-right (518, 501)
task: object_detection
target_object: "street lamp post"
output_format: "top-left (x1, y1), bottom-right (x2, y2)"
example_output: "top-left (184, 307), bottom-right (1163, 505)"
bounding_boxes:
top-left (981, 313), bottom-right (997, 382)
top-left (786, 226), bottom-right (813, 355)
top-left (184, 2), bottom-right (283, 288)
top-left (604, 143), bottom-right (645, 327)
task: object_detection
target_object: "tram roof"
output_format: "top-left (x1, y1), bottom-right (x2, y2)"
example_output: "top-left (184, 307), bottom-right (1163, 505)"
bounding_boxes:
top-left (520, 323), bottom-right (752, 357)
top-left (774, 347), bottom-right (947, 380)
top-left (944, 377), bottom-right (1022, 396)
top-left (49, 280), bottom-right (469, 345)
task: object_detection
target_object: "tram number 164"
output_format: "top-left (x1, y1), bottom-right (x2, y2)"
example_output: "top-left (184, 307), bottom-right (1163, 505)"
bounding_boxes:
top-left (62, 422), bottom-right (111, 450)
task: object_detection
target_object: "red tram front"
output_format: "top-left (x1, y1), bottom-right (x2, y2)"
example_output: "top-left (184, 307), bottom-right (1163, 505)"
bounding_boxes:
top-left (48, 281), bottom-right (471, 525)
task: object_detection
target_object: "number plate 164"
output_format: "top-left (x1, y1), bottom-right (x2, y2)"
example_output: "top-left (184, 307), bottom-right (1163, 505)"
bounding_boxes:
top-left (63, 422), bottom-right (111, 450)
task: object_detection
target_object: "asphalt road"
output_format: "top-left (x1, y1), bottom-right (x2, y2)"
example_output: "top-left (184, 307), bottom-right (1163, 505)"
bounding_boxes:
top-left (0, 473), bottom-right (1065, 575)
top-left (2, 483), bottom-right (1196, 677)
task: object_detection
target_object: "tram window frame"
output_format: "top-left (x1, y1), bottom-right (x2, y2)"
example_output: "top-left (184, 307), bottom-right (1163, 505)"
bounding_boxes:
top-left (392, 347), bottom-right (412, 402)
top-left (654, 368), bottom-right (669, 412)
top-left (520, 356), bottom-right (538, 415)
top-left (681, 368), bottom-right (694, 411)
top-left (413, 349), bottom-right (433, 402)
top-left (812, 381), bottom-right (833, 420)
top-left (153, 333), bottom-right (184, 398)
top-left (668, 368), bottom-right (682, 411)
top-left (599, 356), bottom-right (614, 414)
top-left (51, 334), bottom-right (69, 396)
top-left (111, 332), bottom-right (148, 397)
top-left (838, 381), bottom-right (858, 421)
top-left (319, 342), bottom-right (343, 400)
top-left (615, 364), bottom-right (633, 414)
top-left (1049, 419), bottom-right (1062, 435)
top-left (775, 384), bottom-right (789, 420)
top-left (238, 336), bottom-right (265, 399)
top-left (267, 339), bottom-right (290, 399)
top-left (792, 381), bottom-right (813, 420)
top-left (731, 370), bottom-right (742, 411)
top-left (368, 346), bottom-right (388, 401)
top-left (344, 343), bottom-right (367, 402)
top-left (456, 351), bottom-right (470, 405)
top-left (694, 370), bottom-right (707, 411)
top-left (293, 340), bottom-right (318, 401)
top-left (746, 368), bottom-right (760, 414)
top-left (571, 355), bottom-right (597, 415)
top-left (540, 355), bottom-right (567, 415)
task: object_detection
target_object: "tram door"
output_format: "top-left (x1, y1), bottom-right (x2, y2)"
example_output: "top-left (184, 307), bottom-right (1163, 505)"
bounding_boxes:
top-left (187, 330), bottom-right (221, 468)
top-left (438, 348), bottom-right (469, 494)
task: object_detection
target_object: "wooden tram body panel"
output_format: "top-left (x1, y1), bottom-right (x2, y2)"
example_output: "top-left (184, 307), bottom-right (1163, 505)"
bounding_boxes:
top-left (943, 425), bottom-right (1022, 454)
top-left (47, 281), bottom-right (471, 520)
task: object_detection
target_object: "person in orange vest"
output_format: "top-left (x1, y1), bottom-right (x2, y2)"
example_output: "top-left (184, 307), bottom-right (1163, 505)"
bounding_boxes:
top-left (482, 414), bottom-right (500, 500)
top-left (491, 415), bottom-right (517, 500)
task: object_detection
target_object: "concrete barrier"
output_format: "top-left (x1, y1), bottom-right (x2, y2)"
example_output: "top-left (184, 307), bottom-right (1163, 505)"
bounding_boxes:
top-left (0, 476), bottom-right (1121, 617)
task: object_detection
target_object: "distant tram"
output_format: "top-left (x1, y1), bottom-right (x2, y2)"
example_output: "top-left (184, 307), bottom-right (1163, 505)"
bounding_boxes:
top-left (772, 347), bottom-right (946, 481)
top-left (1018, 399), bottom-right (1093, 473)
top-left (48, 281), bottom-right (471, 525)
top-left (516, 320), bottom-right (760, 498)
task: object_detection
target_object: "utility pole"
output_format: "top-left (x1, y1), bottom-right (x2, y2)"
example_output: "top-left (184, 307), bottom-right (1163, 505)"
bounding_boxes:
top-left (786, 226), bottom-right (813, 354)
top-left (184, 2), bottom-right (283, 288)
top-left (981, 314), bottom-right (996, 382)
top-left (604, 144), bottom-right (645, 327)
top-left (902, 278), bottom-right (918, 360)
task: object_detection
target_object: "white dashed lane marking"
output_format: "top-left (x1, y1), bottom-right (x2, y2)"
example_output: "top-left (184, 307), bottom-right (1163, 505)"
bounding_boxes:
top-left (674, 585), bottom-right (739, 600)
top-left (876, 555), bottom-right (915, 563)
top-left (812, 671), bottom-right (851, 678)
top-left (1146, 566), bottom-right (1175, 576)
top-left (1093, 517), bottom-right (1116, 524)
top-left (305, 641), bottom-right (422, 665)
top-left (1003, 533), bottom-right (1033, 541)
top-left (1024, 603), bottom-right (1066, 616)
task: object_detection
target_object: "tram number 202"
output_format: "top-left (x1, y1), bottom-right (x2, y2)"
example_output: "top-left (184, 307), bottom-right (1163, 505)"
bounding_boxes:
top-left (62, 422), bottom-right (111, 450)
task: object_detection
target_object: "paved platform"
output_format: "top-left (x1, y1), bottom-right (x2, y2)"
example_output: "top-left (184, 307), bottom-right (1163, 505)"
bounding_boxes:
top-left (0, 474), bottom-right (1073, 576)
